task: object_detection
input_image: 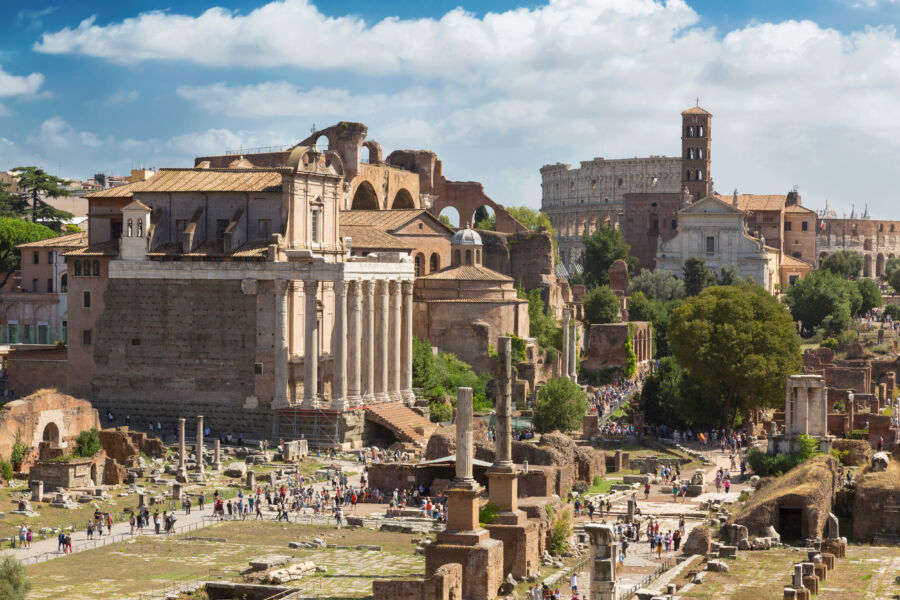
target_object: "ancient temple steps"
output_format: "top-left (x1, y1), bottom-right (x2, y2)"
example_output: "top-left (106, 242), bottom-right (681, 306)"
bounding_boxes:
top-left (365, 402), bottom-right (438, 446)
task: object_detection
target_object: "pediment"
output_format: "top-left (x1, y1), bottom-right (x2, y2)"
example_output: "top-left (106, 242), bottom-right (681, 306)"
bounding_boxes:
top-left (679, 195), bottom-right (743, 215)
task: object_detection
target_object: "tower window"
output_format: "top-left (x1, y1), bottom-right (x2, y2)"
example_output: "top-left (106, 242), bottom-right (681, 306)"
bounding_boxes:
top-left (671, 219), bottom-right (677, 230)
top-left (699, 126), bottom-right (705, 137)
top-left (686, 171), bottom-right (692, 181)
top-left (696, 170), bottom-right (703, 181)
top-left (127, 218), bottom-right (133, 237)
top-left (83, 291), bottom-right (91, 308)
top-left (802, 221), bottom-right (808, 231)
top-left (697, 148), bottom-right (704, 159)
top-left (688, 148), bottom-right (694, 160)
top-left (137, 218), bottom-right (143, 237)
top-left (82, 329), bottom-right (92, 346)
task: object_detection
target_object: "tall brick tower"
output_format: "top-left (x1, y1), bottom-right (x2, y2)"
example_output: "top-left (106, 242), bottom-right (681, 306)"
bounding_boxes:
top-left (681, 105), bottom-right (712, 203)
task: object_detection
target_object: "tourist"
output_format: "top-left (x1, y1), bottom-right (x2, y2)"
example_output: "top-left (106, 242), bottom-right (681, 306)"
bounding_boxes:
top-left (86, 520), bottom-right (94, 540)
top-left (671, 483), bottom-right (678, 502)
top-left (569, 572), bottom-right (578, 594)
top-left (643, 482), bottom-right (650, 500)
top-left (57, 530), bottom-right (65, 552)
top-left (154, 510), bottom-right (161, 534)
top-left (18, 526), bottom-right (26, 550)
top-left (129, 513), bottom-right (136, 535)
top-left (64, 532), bottom-right (72, 554)
top-left (25, 528), bottom-right (32, 549)
top-left (724, 478), bottom-right (731, 495)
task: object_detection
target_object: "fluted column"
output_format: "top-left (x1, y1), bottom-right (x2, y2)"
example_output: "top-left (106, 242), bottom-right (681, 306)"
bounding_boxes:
top-left (273, 280), bottom-right (289, 407)
top-left (363, 280), bottom-right (376, 405)
top-left (401, 280), bottom-right (414, 404)
top-left (376, 280), bottom-right (390, 402)
top-left (303, 279), bottom-right (319, 406)
top-left (569, 319), bottom-right (578, 382)
top-left (562, 309), bottom-right (571, 381)
top-left (389, 280), bottom-right (402, 402)
top-left (347, 280), bottom-right (362, 406)
top-left (332, 280), bottom-right (347, 410)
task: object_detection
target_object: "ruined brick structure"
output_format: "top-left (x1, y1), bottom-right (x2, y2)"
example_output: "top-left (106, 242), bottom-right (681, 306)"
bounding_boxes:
top-left (817, 215), bottom-right (900, 276)
top-left (582, 321), bottom-right (653, 374)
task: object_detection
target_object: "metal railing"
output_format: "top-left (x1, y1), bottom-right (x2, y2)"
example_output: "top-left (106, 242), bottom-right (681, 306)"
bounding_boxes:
top-left (136, 569), bottom-right (241, 600)
top-left (620, 556), bottom-right (678, 600)
top-left (224, 144), bottom-right (294, 156)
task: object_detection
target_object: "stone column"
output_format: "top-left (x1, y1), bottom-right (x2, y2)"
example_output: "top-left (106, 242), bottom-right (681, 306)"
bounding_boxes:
top-left (363, 280), bottom-right (376, 404)
top-left (347, 280), bottom-right (362, 406)
top-left (304, 279), bottom-right (319, 406)
top-left (30, 480), bottom-right (42, 502)
top-left (196, 416), bottom-right (205, 476)
top-left (494, 336), bottom-right (513, 470)
top-left (456, 387), bottom-right (475, 484)
top-left (569, 319), bottom-right (578, 382)
top-left (389, 280), bottom-right (402, 401)
top-left (177, 418), bottom-right (187, 481)
top-left (376, 280), bottom-right (390, 402)
top-left (273, 280), bottom-right (289, 407)
top-left (173, 482), bottom-right (183, 501)
top-left (562, 309), bottom-right (571, 381)
top-left (785, 386), bottom-right (794, 436)
top-left (584, 524), bottom-right (619, 600)
top-left (796, 385), bottom-right (809, 435)
top-left (332, 280), bottom-right (348, 410)
top-left (246, 470), bottom-right (256, 491)
top-left (401, 279), bottom-right (414, 404)
top-left (212, 439), bottom-right (222, 471)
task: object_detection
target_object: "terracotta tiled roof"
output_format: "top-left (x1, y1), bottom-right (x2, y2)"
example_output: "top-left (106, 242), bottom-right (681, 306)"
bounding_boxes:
top-left (784, 204), bottom-right (816, 214)
top-left (418, 264), bottom-right (512, 281)
top-left (682, 106), bottom-right (711, 115)
top-left (340, 225), bottom-right (411, 250)
top-left (85, 181), bottom-right (140, 199)
top-left (782, 254), bottom-right (815, 268)
top-left (17, 231), bottom-right (88, 249)
top-left (127, 168), bottom-right (283, 194)
top-left (147, 240), bottom-right (270, 259)
top-left (339, 209), bottom-right (453, 233)
top-left (231, 241), bottom-right (269, 258)
top-left (716, 194), bottom-right (786, 212)
top-left (64, 240), bottom-right (119, 257)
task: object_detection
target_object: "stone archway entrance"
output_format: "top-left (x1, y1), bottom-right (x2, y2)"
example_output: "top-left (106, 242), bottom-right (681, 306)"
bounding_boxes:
top-left (42, 422), bottom-right (60, 445)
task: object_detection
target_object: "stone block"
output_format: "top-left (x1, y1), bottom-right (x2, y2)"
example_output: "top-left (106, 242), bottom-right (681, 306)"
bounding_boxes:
top-left (802, 575), bottom-right (819, 595)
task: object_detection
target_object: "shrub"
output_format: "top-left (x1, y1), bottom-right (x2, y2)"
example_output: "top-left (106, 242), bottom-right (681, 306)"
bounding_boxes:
top-left (545, 503), bottom-right (572, 556)
top-left (0, 460), bottom-right (12, 482)
top-left (10, 433), bottom-right (27, 471)
top-left (479, 502), bottom-right (499, 525)
top-left (820, 337), bottom-right (838, 350)
top-left (429, 401), bottom-right (453, 423)
top-left (583, 286), bottom-right (620, 324)
top-left (74, 428), bottom-right (101, 458)
top-left (848, 429), bottom-right (869, 440)
top-left (0, 555), bottom-right (31, 600)
top-left (830, 448), bottom-right (851, 466)
top-left (745, 435), bottom-right (820, 476)
top-left (533, 377), bottom-right (588, 433)
top-left (545, 347), bottom-right (558, 364)
top-left (623, 335), bottom-right (636, 378)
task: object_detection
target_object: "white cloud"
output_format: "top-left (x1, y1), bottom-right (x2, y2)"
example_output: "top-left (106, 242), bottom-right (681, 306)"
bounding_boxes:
top-left (106, 90), bottom-right (139, 105)
top-left (27, 0), bottom-right (900, 213)
top-left (17, 7), bottom-right (57, 29)
top-left (28, 117), bottom-right (106, 150)
top-left (0, 65), bottom-right (44, 98)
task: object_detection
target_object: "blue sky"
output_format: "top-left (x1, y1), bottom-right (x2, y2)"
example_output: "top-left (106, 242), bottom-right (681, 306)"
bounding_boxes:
top-left (3, 0), bottom-right (900, 218)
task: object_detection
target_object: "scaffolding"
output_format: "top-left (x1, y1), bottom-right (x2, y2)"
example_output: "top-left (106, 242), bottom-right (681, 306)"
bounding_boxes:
top-left (271, 404), bottom-right (348, 449)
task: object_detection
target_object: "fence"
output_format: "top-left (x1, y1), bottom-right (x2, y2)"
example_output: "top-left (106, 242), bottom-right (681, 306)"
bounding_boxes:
top-left (619, 556), bottom-right (678, 600)
top-left (15, 515), bottom-right (220, 566)
top-left (135, 569), bottom-right (241, 600)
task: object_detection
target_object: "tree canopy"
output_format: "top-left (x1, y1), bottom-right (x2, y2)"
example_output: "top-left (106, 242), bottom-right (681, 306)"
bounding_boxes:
top-left (583, 285), bottom-right (620, 324)
top-left (12, 167), bottom-right (74, 227)
top-left (0, 181), bottom-right (28, 218)
top-left (638, 356), bottom-right (721, 429)
top-left (820, 250), bottom-right (863, 279)
top-left (0, 555), bottom-right (31, 600)
top-left (682, 258), bottom-right (717, 296)
top-left (628, 269), bottom-right (685, 302)
top-left (669, 284), bottom-right (801, 427)
top-left (519, 285), bottom-right (561, 352)
top-left (413, 336), bottom-right (492, 421)
top-left (533, 377), bottom-right (588, 433)
top-left (784, 269), bottom-right (862, 334)
top-left (856, 279), bottom-right (882, 316)
top-left (0, 217), bottom-right (57, 288)
top-left (579, 225), bottom-right (636, 287)
top-left (883, 256), bottom-right (900, 282)
top-left (507, 206), bottom-right (559, 264)
top-left (473, 206), bottom-right (496, 230)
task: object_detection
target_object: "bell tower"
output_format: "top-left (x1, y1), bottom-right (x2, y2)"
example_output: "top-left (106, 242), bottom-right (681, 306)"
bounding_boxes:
top-left (681, 105), bottom-right (712, 203)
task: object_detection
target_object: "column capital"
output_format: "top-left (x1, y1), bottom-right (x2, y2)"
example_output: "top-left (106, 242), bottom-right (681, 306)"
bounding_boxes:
top-left (389, 279), bottom-right (401, 295)
top-left (363, 279), bottom-right (376, 295)
top-left (303, 279), bottom-right (318, 294)
top-left (333, 280), bottom-right (348, 296)
top-left (401, 279), bottom-right (414, 294)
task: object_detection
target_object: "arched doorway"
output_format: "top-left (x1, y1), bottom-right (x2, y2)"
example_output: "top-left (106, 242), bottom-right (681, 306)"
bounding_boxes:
top-left (42, 422), bottom-right (60, 444)
top-left (351, 181), bottom-right (379, 210)
top-left (876, 253), bottom-right (885, 277)
top-left (392, 189), bottom-right (415, 209)
top-left (864, 254), bottom-right (873, 278)
top-left (90, 463), bottom-right (98, 485)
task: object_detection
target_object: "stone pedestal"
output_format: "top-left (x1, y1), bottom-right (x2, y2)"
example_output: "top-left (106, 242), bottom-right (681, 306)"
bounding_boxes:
top-left (173, 482), bottom-right (183, 501)
top-left (584, 524), bottom-right (619, 600)
top-left (138, 492), bottom-right (146, 508)
top-left (246, 470), bottom-right (256, 491)
top-left (30, 480), bottom-right (43, 502)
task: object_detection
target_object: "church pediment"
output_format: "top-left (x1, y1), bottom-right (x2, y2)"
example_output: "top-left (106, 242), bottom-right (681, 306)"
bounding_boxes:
top-left (678, 195), bottom-right (743, 215)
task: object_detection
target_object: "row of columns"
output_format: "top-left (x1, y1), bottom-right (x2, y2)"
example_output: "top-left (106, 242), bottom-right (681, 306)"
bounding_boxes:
top-left (275, 277), bottom-right (414, 410)
top-left (550, 211), bottom-right (620, 239)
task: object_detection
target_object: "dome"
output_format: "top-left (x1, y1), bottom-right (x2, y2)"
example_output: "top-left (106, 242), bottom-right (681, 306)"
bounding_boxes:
top-left (451, 228), bottom-right (482, 246)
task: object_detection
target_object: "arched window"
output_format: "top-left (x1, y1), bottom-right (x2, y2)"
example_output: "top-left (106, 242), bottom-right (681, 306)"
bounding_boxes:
top-left (686, 170), bottom-right (692, 181)
top-left (82, 260), bottom-right (90, 275)
top-left (465, 249), bottom-right (472, 265)
top-left (476, 249), bottom-right (481, 264)
top-left (688, 126), bottom-right (695, 137)
top-left (415, 253), bottom-right (424, 277)
top-left (430, 253), bottom-right (440, 272)
top-left (74, 262), bottom-right (81, 276)
top-left (688, 148), bottom-right (694, 160)
top-left (60, 274), bottom-right (67, 293)
top-left (696, 170), bottom-right (704, 181)
top-left (127, 219), bottom-right (133, 237)
top-left (697, 148), bottom-right (704, 159)
top-left (93, 260), bottom-right (100, 276)
top-left (453, 249), bottom-right (461, 265)
top-left (137, 218), bottom-right (143, 237)
top-left (698, 126), bottom-right (705, 137)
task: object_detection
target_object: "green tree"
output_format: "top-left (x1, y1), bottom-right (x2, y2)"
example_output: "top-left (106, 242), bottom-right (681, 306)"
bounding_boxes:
top-left (856, 279), bottom-right (882, 316)
top-left (628, 269), bottom-right (685, 301)
top-left (533, 377), bottom-right (587, 433)
top-left (518, 286), bottom-right (561, 351)
top-left (682, 258), bottom-right (717, 296)
top-left (651, 299), bottom-right (680, 358)
top-left (883, 304), bottom-right (900, 322)
top-left (784, 269), bottom-right (862, 333)
top-left (883, 256), bottom-right (900, 282)
top-left (579, 225), bottom-right (636, 287)
top-left (626, 291), bottom-right (657, 322)
top-left (0, 555), bottom-right (31, 600)
top-left (820, 250), bottom-right (863, 279)
top-left (74, 428), bottom-right (101, 458)
top-left (0, 217), bottom-right (57, 288)
top-left (473, 206), bottom-right (495, 230)
top-left (889, 268), bottom-right (900, 295)
top-left (639, 356), bottom-right (720, 429)
top-left (669, 285), bottom-right (802, 427)
top-left (583, 286), bottom-right (620, 324)
top-left (439, 214), bottom-right (453, 228)
top-left (717, 264), bottom-right (753, 287)
top-left (12, 167), bottom-right (74, 227)
top-left (0, 181), bottom-right (28, 217)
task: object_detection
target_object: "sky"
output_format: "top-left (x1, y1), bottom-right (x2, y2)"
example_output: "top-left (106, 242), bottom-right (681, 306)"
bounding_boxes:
top-left (2, 0), bottom-right (900, 218)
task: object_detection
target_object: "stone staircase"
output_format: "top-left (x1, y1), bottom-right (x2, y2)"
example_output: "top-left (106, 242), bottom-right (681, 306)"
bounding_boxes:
top-left (365, 402), bottom-right (438, 446)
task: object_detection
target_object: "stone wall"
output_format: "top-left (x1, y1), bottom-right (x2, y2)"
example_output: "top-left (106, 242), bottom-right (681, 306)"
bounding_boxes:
top-left (30, 455), bottom-right (104, 488)
top-left (90, 278), bottom-right (260, 436)
top-left (620, 192), bottom-right (682, 270)
top-left (98, 427), bottom-right (166, 468)
top-left (373, 563), bottom-right (462, 600)
top-left (6, 347), bottom-right (68, 398)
